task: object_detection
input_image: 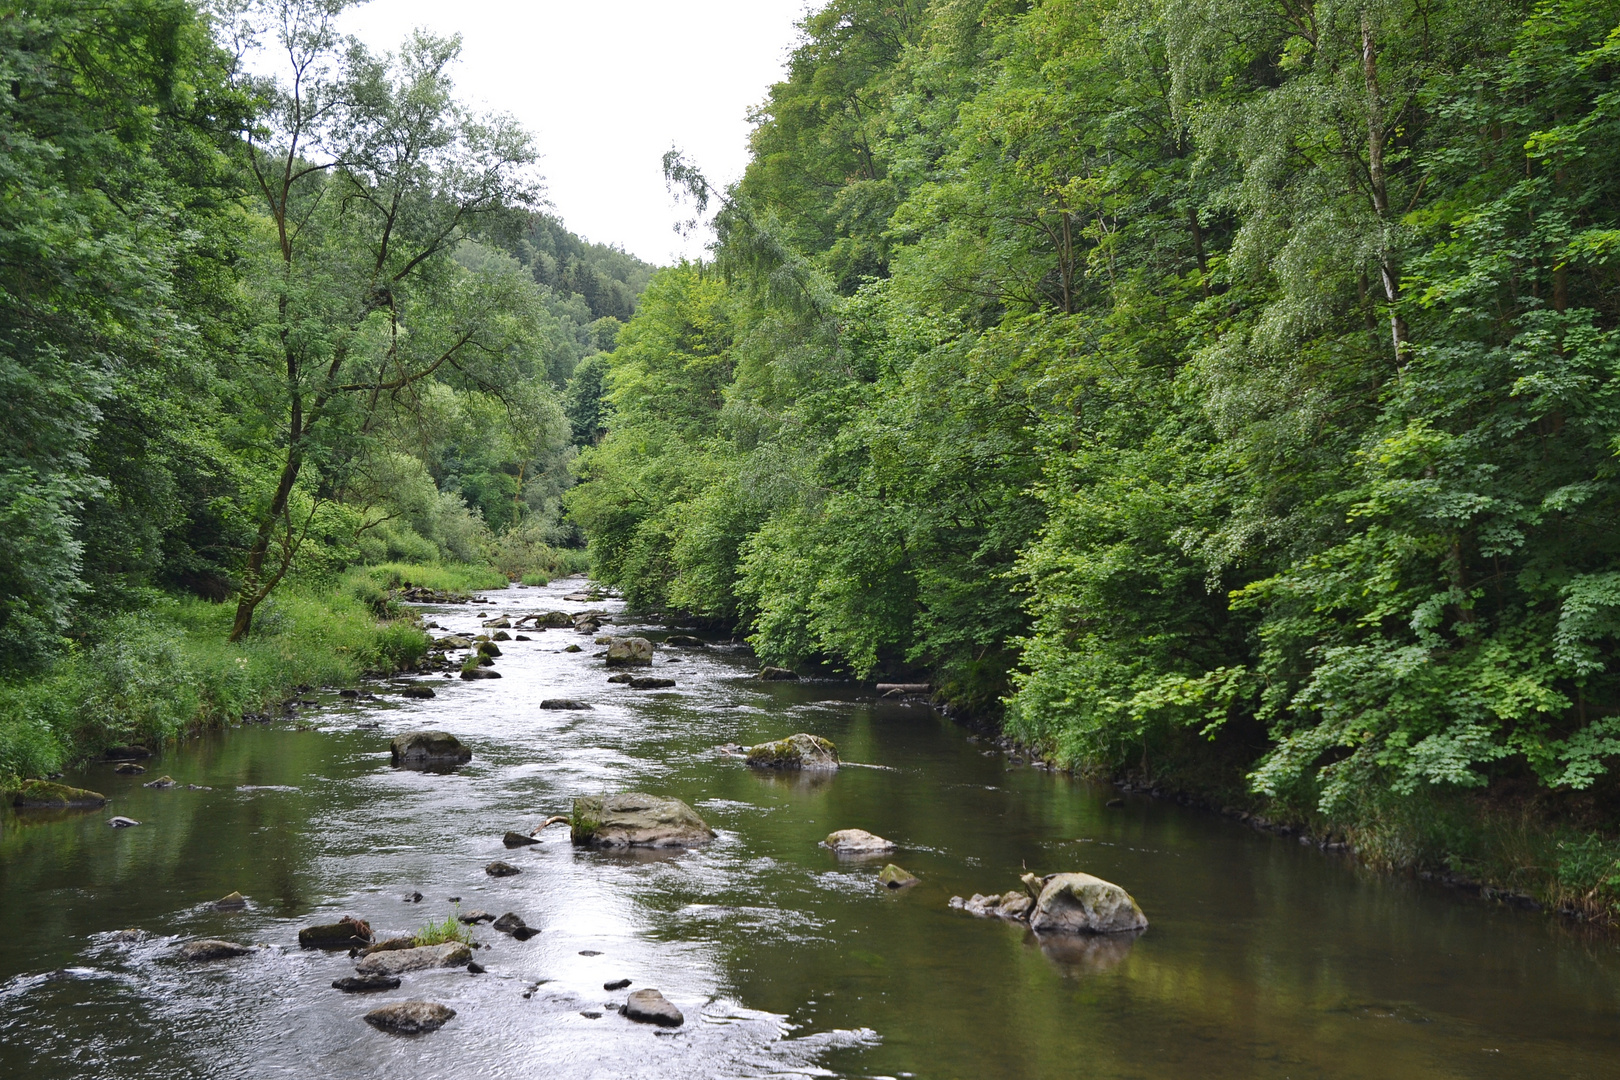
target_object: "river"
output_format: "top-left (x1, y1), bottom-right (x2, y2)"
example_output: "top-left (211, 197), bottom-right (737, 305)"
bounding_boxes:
top-left (2, 578), bottom-right (1619, 1079)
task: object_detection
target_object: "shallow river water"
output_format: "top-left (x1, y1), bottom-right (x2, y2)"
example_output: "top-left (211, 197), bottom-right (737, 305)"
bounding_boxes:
top-left (4, 579), bottom-right (1620, 1079)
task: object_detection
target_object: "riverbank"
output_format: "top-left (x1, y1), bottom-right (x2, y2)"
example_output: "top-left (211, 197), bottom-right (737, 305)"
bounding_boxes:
top-left (978, 711), bottom-right (1620, 927)
top-left (0, 580), bottom-right (435, 789)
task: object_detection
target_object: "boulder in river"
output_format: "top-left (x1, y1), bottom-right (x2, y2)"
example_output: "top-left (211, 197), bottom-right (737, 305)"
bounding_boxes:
top-left (214, 891), bottom-right (247, 910)
top-left (142, 776), bottom-right (177, 789)
top-left (539, 699), bottom-right (591, 710)
top-left (822, 828), bottom-right (895, 854)
top-left (492, 631), bottom-right (511, 641)
top-left (503, 830), bottom-right (540, 847)
top-left (879, 864), bottom-right (920, 888)
top-left (13, 780), bottom-right (107, 809)
top-left (604, 636), bottom-right (654, 666)
top-left (107, 816), bottom-right (140, 827)
top-left (460, 666), bottom-right (502, 679)
top-left (459, 910), bottom-right (496, 924)
top-left (114, 763), bottom-right (146, 775)
top-left (569, 793), bottom-right (716, 848)
top-left (358, 936), bottom-right (416, 956)
top-left (628, 677), bottom-right (675, 689)
top-left (606, 673), bottom-right (633, 683)
top-left (746, 733), bottom-right (839, 770)
top-left (482, 617), bottom-right (512, 629)
top-left (477, 642), bottom-right (501, 657)
top-left (364, 1000), bottom-right (456, 1034)
top-left (177, 939), bottom-right (252, 962)
top-left (403, 685), bottom-right (436, 699)
top-left (664, 634), bottom-right (705, 647)
top-left (620, 989), bottom-right (684, 1027)
top-left (438, 635), bottom-right (474, 649)
top-left (299, 916), bottom-right (373, 949)
top-left (354, 942), bottom-right (471, 976)
top-left (332, 975), bottom-right (400, 993)
top-left (389, 731), bottom-right (471, 768)
top-left (758, 666), bottom-right (798, 681)
top-left (485, 860), bottom-right (521, 877)
top-left (1025, 872), bottom-right (1148, 934)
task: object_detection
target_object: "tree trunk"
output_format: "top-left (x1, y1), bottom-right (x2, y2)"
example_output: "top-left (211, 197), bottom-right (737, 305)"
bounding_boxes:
top-left (229, 450), bottom-right (303, 641)
top-left (1362, 13), bottom-right (1409, 364)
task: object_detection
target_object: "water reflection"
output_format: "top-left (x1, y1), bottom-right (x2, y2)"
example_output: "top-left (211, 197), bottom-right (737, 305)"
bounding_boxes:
top-left (1031, 928), bottom-right (1140, 975)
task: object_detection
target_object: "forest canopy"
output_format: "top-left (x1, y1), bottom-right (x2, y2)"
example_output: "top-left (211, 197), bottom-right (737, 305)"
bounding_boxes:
top-left (568, 0), bottom-right (1620, 829)
top-left (0, 0), bottom-right (648, 670)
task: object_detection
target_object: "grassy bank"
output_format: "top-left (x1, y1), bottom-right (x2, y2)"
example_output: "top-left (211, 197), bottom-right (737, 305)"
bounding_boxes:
top-left (344, 562), bottom-right (510, 597)
top-left (0, 587), bottom-right (428, 788)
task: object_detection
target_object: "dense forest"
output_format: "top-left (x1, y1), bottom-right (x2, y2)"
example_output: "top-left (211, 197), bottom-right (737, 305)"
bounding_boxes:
top-left (0, 0), bottom-right (646, 775)
top-left (6, 0), bottom-right (1620, 907)
top-left (568, 0), bottom-right (1620, 891)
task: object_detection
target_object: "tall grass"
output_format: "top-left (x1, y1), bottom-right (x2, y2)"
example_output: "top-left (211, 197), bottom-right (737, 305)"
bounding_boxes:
top-left (0, 590), bottom-right (426, 787)
top-left (413, 910), bottom-right (473, 947)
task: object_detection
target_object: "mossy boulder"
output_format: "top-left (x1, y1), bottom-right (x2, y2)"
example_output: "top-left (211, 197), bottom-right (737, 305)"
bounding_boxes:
top-left (758, 666), bottom-right (798, 681)
top-left (1025, 872), bottom-right (1148, 934)
top-left (746, 733), bottom-right (839, 771)
top-left (878, 864), bottom-right (919, 888)
top-left (389, 731), bottom-right (472, 768)
top-left (299, 916), bottom-right (373, 949)
top-left (604, 637), bottom-right (653, 666)
top-left (13, 780), bottom-right (107, 809)
top-left (569, 793), bottom-right (715, 848)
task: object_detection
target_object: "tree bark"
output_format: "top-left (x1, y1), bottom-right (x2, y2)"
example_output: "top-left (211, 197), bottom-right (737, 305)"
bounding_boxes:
top-left (1362, 13), bottom-right (1409, 364)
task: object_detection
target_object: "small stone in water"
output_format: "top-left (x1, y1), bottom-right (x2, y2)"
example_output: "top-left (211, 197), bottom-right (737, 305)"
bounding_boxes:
top-left (405, 891), bottom-right (423, 903)
top-left (504, 831), bottom-right (540, 847)
top-left (458, 910), bottom-right (495, 924)
top-left (143, 776), bottom-right (177, 789)
top-left (581, 1010), bottom-right (603, 1019)
top-left (491, 912), bottom-right (529, 934)
top-left (107, 816), bottom-right (140, 827)
top-left (511, 926), bottom-right (541, 941)
top-left (485, 860), bottom-right (521, 877)
top-left (604, 978), bottom-right (631, 990)
top-left (214, 891), bottom-right (247, 910)
top-left (332, 975), bottom-right (400, 993)
top-left (621, 988), bottom-right (684, 1027)
top-left (467, 962), bottom-right (485, 974)
top-left (578, 949), bottom-right (602, 956)
top-left (114, 763), bottom-right (146, 775)
top-left (364, 999), bottom-right (456, 1034)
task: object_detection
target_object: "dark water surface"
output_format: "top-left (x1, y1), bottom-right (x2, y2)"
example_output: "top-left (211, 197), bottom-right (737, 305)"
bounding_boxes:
top-left (4, 580), bottom-right (1619, 1079)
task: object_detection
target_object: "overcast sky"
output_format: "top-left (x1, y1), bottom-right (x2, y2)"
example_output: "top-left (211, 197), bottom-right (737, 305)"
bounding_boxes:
top-left (337, 0), bottom-right (809, 266)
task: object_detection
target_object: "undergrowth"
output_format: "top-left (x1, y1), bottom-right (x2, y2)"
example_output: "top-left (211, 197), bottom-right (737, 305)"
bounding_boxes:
top-left (0, 590), bottom-right (426, 787)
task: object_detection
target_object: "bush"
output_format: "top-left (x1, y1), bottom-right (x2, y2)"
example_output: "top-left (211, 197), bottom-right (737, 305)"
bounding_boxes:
top-left (521, 572), bottom-right (550, 586)
top-left (344, 562), bottom-right (508, 596)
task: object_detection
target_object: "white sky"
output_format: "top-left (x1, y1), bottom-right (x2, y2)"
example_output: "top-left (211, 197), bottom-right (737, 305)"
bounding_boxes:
top-left (338, 0), bottom-right (809, 266)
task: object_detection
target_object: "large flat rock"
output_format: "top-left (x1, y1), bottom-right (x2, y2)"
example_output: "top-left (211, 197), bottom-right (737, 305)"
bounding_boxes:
top-left (354, 942), bottom-right (471, 976)
top-left (570, 793), bottom-right (715, 848)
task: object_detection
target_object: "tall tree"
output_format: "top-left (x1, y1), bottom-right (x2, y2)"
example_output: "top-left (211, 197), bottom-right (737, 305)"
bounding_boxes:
top-left (220, 0), bottom-right (541, 639)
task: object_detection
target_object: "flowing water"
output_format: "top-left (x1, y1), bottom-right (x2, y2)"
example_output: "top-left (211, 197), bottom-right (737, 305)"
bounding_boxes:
top-left (3, 579), bottom-right (1620, 1079)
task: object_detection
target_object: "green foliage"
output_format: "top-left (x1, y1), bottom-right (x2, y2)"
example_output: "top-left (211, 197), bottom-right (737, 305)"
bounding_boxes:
top-left (0, 590), bottom-right (426, 787)
top-left (570, 0), bottom-right (1620, 888)
top-left (344, 563), bottom-right (508, 596)
top-left (412, 911), bottom-right (474, 948)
